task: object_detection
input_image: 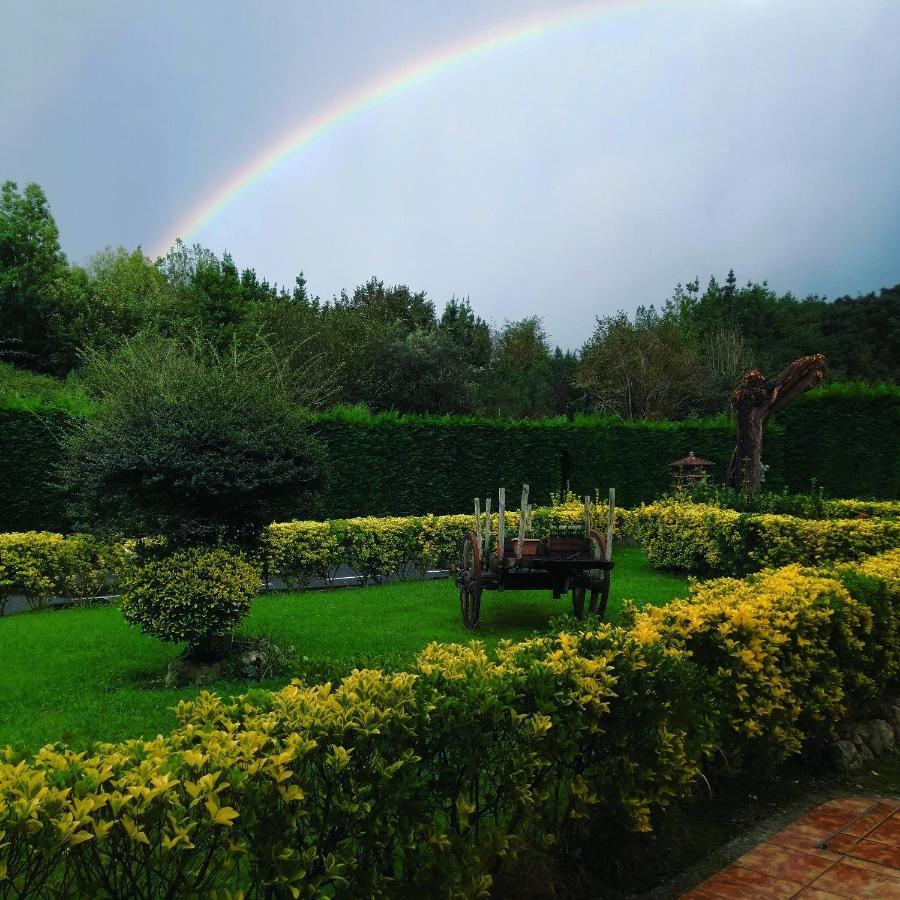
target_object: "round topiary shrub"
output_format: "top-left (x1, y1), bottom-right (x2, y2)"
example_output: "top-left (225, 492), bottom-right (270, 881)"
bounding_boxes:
top-left (120, 547), bottom-right (259, 656)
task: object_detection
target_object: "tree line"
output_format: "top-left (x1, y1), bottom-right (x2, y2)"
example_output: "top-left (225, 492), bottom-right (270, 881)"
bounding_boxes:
top-left (2, 180), bottom-right (898, 420)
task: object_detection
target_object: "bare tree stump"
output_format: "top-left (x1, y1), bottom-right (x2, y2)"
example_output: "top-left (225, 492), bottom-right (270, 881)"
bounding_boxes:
top-left (727, 354), bottom-right (826, 491)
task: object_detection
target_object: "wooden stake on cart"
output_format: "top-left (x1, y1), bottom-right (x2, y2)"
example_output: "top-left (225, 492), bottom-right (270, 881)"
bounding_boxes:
top-left (526, 503), bottom-right (533, 537)
top-left (498, 488), bottom-right (506, 573)
top-left (484, 498), bottom-right (492, 563)
top-left (583, 495), bottom-right (591, 539)
top-left (474, 498), bottom-right (483, 557)
top-left (606, 487), bottom-right (616, 561)
top-left (516, 484), bottom-right (529, 561)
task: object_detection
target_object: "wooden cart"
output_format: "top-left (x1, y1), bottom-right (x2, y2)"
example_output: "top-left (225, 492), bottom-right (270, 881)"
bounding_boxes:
top-left (456, 484), bottom-right (615, 629)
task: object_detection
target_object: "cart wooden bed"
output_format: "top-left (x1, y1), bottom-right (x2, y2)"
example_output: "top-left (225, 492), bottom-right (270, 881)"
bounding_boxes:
top-left (455, 485), bottom-right (615, 629)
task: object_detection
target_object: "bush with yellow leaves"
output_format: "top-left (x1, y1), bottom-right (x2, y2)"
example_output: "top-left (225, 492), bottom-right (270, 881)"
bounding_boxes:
top-left (0, 630), bottom-right (705, 898)
top-left (264, 520), bottom-right (344, 589)
top-left (120, 547), bottom-right (260, 655)
top-left (0, 499), bottom-right (632, 612)
top-left (632, 501), bottom-right (900, 574)
top-left (0, 531), bottom-right (125, 615)
top-left (2, 549), bottom-right (899, 897)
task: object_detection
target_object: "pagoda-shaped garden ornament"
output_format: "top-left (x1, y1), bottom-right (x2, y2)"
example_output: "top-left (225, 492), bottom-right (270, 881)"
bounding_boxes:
top-left (671, 451), bottom-right (714, 491)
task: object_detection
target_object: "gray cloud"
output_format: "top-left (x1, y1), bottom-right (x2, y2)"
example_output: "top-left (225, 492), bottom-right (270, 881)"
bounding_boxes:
top-left (2, 0), bottom-right (898, 347)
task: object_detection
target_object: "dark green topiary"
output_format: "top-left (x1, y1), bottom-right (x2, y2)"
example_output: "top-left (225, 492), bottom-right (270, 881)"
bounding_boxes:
top-left (57, 335), bottom-right (327, 548)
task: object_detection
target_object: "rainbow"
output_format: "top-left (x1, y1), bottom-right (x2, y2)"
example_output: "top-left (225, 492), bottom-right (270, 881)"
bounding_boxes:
top-left (153, 1), bottom-right (650, 257)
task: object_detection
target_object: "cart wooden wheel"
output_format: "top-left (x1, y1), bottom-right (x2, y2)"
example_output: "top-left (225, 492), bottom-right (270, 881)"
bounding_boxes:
top-left (587, 529), bottom-right (611, 618)
top-left (459, 531), bottom-right (482, 629)
top-left (571, 585), bottom-right (586, 619)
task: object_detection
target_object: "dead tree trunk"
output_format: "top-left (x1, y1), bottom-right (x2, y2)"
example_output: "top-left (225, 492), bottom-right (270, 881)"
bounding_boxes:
top-left (727, 354), bottom-right (826, 491)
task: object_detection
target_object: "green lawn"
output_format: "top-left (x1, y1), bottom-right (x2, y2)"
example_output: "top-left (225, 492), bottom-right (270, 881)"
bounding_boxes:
top-left (0, 548), bottom-right (687, 752)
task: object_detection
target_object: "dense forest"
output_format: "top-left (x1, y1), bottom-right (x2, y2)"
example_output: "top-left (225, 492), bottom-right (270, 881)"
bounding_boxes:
top-left (2, 180), bottom-right (898, 420)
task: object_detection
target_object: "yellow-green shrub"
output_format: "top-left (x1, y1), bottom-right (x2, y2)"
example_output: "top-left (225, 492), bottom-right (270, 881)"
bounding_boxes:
top-left (0, 631), bottom-right (706, 898)
top-left (749, 514), bottom-right (900, 569)
top-left (831, 548), bottom-right (900, 702)
top-left (855, 546), bottom-right (900, 584)
top-left (0, 501), bottom-right (634, 610)
top-left (417, 513), bottom-right (478, 571)
top-left (632, 501), bottom-right (900, 574)
top-left (120, 548), bottom-right (260, 652)
top-left (0, 532), bottom-right (124, 614)
top-left (826, 499), bottom-right (900, 520)
top-left (332, 516), bottom-right (425, 584)
top-left (630, 503), bottom-right (744, 572)
top-left (264, 520), bottom-right (343, 588)
top-left (633, 565), bottom-right (873, 762)
top-left (3, 551), bottom-right (899, 897)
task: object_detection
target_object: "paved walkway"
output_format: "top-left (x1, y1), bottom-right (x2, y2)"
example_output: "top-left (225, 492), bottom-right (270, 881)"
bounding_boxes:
top-left (682, 798), bottom-right (900, 898)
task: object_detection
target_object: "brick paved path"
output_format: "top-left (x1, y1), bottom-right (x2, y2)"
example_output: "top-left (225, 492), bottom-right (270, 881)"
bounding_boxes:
top-left (682, 798), bottom-right (900, 898)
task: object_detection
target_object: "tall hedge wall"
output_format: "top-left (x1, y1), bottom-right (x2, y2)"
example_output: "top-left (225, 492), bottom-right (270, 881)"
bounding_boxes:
top-left (0, 409), bottom-right (73, 533)
top-left (309, 412), bottom-right (740, 516)
top-left (1, 385), bottom-right (897, 532)
top-left (768, 383), bottom-right (900, 499)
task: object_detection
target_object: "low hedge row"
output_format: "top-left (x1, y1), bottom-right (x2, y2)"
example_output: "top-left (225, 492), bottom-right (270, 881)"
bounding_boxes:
top-left (4, 496), bottom-right (898, 608)
top-left (0, 532), bottom-right (125, 615)
top-left (0, 501), bottom-right (629, 610)
top-left (2, 549), bottom-right (898, 897)
top-left (675, 485), bottom-right (900, 520)
top-left (631, 502), bottom-right (900, 575)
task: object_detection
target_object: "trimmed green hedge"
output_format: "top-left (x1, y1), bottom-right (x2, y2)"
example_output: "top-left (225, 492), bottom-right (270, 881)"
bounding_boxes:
top-left (769, 382), bottom-right (900, 499)
top-left (2, 383), bottom-right (898, 532)
top-left (0, 409), bottom-right (74, 533)
top-left (309, 409), bottom-right (740, 516)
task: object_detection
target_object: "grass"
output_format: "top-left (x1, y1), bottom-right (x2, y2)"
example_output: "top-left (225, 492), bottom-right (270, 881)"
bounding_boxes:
top-left (0, 547), bottom-right (687, 752)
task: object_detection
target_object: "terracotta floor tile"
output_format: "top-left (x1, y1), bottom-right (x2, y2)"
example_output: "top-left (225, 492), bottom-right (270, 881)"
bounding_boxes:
top-left (810, 861), bottom-right (900, 898)
top-left (797, 808), bottom-right (859, 833)
top-left (679, 800), bottom-right (900, 900)
top-left (848, 837), bottom-right (900, 869)
top-left (822, 832), bottom-right (859, 853)
top-left (839, 852), bottom-right (900, 879)
top-left (868, 814), bottom-right (900, 847)
top-left (771, 824), bottom-right (839, 859)
top-left (693, 863), bottom-right (805, 899)
top-left (734, 841), bottom-right (834, 885)
top-left (842, 804), bottom-right (896, 837)
top-left (822, 798), bottom-right (879, 816)
top-left (795, 889), bottom-right (845, 899)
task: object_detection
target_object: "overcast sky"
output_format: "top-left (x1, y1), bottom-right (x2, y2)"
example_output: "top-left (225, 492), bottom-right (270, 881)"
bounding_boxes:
top-left (3, 0), bottom-right (899, 347)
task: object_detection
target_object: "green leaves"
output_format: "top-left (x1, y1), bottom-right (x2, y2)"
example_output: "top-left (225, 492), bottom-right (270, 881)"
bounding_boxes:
top-left (120, 547), bottom-right (259, 650)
